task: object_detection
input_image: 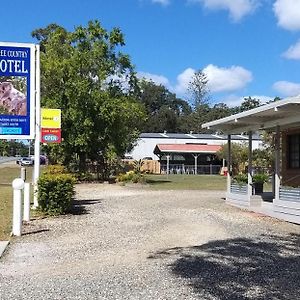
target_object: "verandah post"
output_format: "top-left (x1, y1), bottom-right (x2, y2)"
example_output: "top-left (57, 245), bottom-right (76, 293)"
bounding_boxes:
top-left (227, 134), bottom-right (232, 195)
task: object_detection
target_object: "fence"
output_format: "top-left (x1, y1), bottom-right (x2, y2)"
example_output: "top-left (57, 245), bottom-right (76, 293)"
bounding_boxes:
top-left (160, 164), bottom-right (222, 175)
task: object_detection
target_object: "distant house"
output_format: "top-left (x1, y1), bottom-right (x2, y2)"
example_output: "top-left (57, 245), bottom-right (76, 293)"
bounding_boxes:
top-left (202, 95), bottom-right (300, 224)
top-left (128, 132), bottom-right (262, 174)
top-left (129, 132), bottom-right (262, 160)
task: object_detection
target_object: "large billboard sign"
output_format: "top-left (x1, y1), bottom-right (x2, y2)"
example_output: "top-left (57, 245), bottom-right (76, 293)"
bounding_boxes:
top-left (0, 42), bottom-right (36, 139)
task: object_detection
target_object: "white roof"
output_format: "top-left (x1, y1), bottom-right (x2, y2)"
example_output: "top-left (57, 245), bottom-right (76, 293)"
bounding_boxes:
top-left (202, 95), bottom-right (300, 134)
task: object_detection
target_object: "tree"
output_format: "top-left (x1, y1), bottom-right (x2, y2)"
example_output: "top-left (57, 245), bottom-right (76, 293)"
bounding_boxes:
top-left (138, 80), bottom-right (191, 132)
top-left (188, 70), bottom-right (210, 108)
top-left (239, 96), bottom-right (261, 112)
top-left (32, 21), bottom-right (146, 173)
top-left (216, 143), bottom-right (248, 174)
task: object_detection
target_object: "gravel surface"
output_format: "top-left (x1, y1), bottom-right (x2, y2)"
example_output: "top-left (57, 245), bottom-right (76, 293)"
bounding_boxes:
top-left (0, 184), bottom-right (299, 299)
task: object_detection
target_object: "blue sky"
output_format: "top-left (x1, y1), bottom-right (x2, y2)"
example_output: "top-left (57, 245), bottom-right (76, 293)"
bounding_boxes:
top-left (1, 0), bottom-right (300, 106)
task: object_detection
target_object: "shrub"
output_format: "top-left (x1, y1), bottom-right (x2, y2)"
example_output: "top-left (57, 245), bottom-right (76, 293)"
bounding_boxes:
top-left (253, 173), bottom-right (269, 184)
top-left (43, 164), bottom-right (68, 175)
top-left (234, 173), bottom-right (248, 184)
top-left (37, 171), bottom-right (76, 215)
top-left (116, 170), bottom-right (144, 183)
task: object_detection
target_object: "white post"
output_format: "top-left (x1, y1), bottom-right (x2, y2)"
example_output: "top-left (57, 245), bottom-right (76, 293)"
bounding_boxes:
top-left (12, 178), bottom-right (25, 236)
top-left (227, 135), bottom-right (232, 195)
top-left (23, 183), bottom-right (30, 222)
top-left (248, 131), bottom-right (253, 200)
top-left (33, 45), bottom-right (41, 208)
top-left (20, 167), bottom-right (26, 181)
top-left (193, 154), bottom-right (198, 175)
top-left (275, 126), bottom-right (280, 201)
top-left (166, 155), bottom-right (170, 178)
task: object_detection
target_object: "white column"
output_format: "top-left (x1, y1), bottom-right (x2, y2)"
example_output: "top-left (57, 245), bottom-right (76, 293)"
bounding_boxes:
top-left (166, 155), bottom-right (170, 177)
top-left (275, 126), bottom-right (280, 201)
top-left (248, 131), bottom-right (253, 200)
top-left (227, 135), bottom-right (232, 195)
top-left (12, 178), bottom-right (25, 236)
top-left (23, 183), bottom-right (31, 222)
top-left (33, 45), bottom-right (41, 208)
top-left (193, 154), bottom-right (198, 175)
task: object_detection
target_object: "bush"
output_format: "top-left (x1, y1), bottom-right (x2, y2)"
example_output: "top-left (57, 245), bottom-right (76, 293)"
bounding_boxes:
top-left (37, 168), bottom-right (76, 215)
top-left (43, 164), bottom-right (68, 175)
top-left (234, 173), bottom-right (248, 184)
top-left (253, 173), bottom-right (269, 184)
top-left (116, 170), bottom-right (144, 183)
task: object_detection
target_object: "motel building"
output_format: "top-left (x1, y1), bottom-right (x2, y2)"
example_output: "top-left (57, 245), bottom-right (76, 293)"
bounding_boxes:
top-left (202, 95), bottom-right (300, 225)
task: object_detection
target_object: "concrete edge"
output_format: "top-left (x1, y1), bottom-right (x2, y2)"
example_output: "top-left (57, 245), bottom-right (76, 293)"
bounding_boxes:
top-left (0, 241), bottom-right (10, 258)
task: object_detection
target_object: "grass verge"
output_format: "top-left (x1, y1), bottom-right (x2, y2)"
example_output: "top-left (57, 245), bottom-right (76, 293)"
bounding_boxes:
top-left (0, 164), bottom-right (33, 240)
top-left (145, 174), bottom-right (227, 190)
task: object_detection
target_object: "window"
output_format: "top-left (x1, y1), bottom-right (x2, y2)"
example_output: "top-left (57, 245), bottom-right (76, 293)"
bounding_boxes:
top-left (288, 134), bottom-right (300, 168)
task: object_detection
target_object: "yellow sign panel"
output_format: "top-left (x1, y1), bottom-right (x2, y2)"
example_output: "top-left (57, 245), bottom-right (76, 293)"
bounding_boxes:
top-left (41, 109), bottom-right (61, 129)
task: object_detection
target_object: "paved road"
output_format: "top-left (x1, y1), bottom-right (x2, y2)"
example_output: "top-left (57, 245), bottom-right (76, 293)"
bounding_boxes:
top-left (0, 184), bottom-right (299, 299)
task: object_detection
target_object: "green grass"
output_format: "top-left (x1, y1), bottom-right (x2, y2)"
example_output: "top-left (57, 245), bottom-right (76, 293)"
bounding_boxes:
top-left (0, 165), bottom-right (34, 240)
top-left (145, 174), bottom-right (227, 190)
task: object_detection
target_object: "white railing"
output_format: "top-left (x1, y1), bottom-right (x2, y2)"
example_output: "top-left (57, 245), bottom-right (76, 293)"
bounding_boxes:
top-left (160, 164), bottom-right (222, 175)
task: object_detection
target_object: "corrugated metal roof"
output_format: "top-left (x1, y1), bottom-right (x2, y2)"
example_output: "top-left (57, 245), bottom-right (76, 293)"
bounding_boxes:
top-left (140, 132), bottom-right (261, 140)
top-left (155, 144), bottom-right (222, 154)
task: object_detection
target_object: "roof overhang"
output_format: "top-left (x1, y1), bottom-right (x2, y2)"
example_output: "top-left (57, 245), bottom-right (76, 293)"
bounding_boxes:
top-left (202, 96), bottom-right (300, 134)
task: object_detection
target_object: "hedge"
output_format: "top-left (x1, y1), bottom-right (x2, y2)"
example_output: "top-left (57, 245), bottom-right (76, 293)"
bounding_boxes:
top-left (37, 165), bottom-right (76, 215)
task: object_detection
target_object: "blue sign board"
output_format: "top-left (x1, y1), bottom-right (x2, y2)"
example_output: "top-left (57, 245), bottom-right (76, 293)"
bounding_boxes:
top-left (0, 42), bottom-right (36, 139)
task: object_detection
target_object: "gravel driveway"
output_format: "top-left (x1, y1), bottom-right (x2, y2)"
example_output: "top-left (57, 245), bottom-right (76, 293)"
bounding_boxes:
top-left (0, 184), bottom-right (300, 300)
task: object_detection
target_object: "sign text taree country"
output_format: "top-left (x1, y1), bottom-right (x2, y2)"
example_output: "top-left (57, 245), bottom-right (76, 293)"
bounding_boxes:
top-left (0, 49), bottom-right (28, 74)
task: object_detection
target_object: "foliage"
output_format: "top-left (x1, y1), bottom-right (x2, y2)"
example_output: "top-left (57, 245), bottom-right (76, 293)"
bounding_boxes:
top-left (0, 140), bottom-right (29, 157)
top-left (138, 79), bottom-right (191, 133)
top-left (117, 170), bottom-right (144, 183)
top-left (252, 173), bottom-right (269, 184)
top-left (188, 70), bottom-right (210, 108)
top-left (42, 164), bottom-right (67, 175)
top-left (216, 143), bottom-right (248, 174)
top-left (32, 20), bottom-right (146, 172)
top-left (233, 173), bottom-right (248, 184)
top-left (37, 166), bottom-right (76, 215)
top-left (132, 159), bottom-right (144, 174)
top-left (252, 147), bottom-right (274, 170)
top-left (239, 96), bottom-right (261, 112)
top-left (116, 159), bottom-right (146, 183)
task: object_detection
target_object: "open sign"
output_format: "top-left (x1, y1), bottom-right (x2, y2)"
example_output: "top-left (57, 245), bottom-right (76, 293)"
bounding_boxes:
top-left (44, 134), bottom-right (58, 142)
top-left (41, 128), bottom-right (61, 143)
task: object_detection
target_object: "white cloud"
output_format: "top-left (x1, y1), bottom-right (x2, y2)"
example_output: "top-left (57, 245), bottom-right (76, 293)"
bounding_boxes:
top-left (273, 0), bottom-right (300, 31)
top-left (174, 68), bottom-right (196, 95)
top-left (273, 81), bottom-right (300, 96)
top-left (137, 71), bottom-right (170, 87)
top-left (203, 64), bottom-right (253, 93)
top-left (138, 64), bottom-right (253, 97)
top-left (152, 0), bottom-right (170, 6)
top-left (282, 40), bottom-right (300, 59)
top-left (190, 0), bottom-right (259, 21)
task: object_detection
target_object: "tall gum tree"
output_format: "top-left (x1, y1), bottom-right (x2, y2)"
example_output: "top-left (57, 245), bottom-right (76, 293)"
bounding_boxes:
top-left (32, 21), bottom-right (145, 172)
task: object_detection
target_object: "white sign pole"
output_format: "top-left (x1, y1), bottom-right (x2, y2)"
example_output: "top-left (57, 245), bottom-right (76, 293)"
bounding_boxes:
top-left (33, 45), bottom-right (41, 208)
